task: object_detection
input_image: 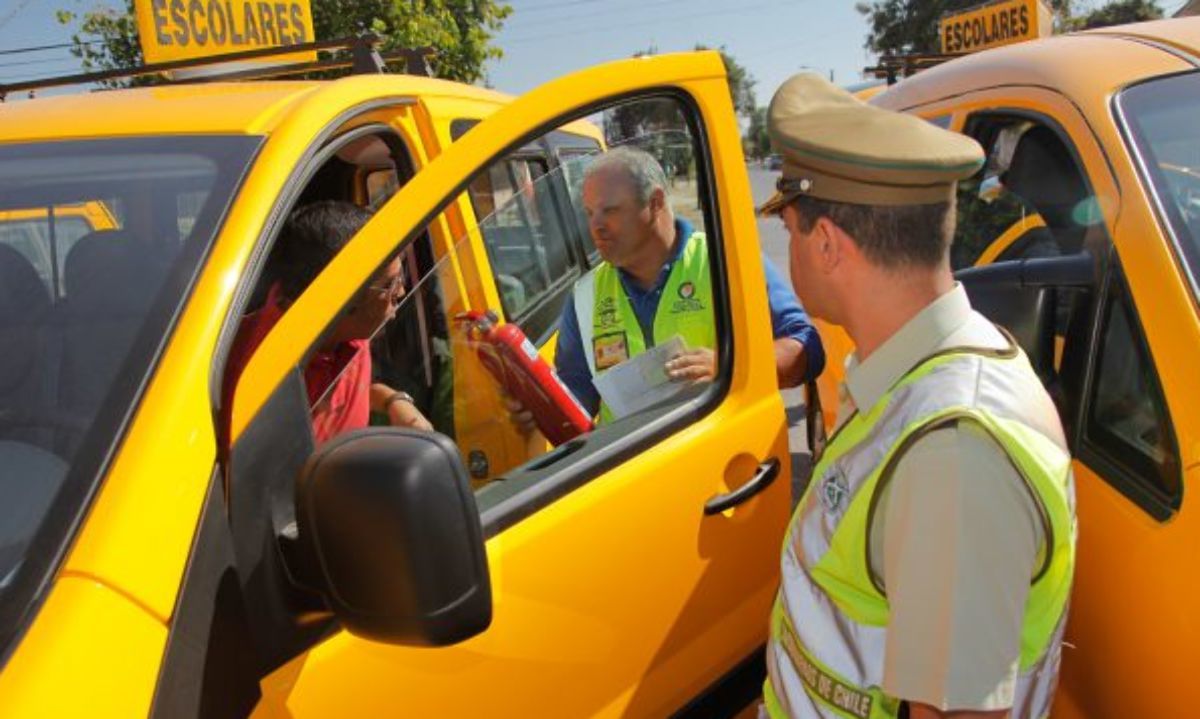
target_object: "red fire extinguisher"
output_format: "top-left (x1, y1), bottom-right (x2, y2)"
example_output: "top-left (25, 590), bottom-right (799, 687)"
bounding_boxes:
top-left (457, 310), bottom-right (593, 445)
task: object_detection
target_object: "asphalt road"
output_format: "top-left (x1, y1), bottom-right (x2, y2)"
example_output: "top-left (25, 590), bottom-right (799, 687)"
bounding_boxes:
top-left (745, 165), bottom-right (814, 501)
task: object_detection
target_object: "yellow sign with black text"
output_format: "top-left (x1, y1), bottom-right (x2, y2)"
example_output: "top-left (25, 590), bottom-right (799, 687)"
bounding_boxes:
top-left (940, 0), bottom-right (1052, 54)
top-left (134, 0), bottom-right (316, 65)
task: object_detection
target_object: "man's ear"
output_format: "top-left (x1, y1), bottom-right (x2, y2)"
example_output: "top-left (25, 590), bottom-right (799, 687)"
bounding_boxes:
top-left (648, 187), bottom-right (666, 215)
top-left (813, 216), bottom-right (844, 274)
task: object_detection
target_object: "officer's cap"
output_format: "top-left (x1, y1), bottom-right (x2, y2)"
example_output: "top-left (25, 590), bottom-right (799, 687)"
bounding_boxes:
top-left (757, 73), bottom-right (984, 215)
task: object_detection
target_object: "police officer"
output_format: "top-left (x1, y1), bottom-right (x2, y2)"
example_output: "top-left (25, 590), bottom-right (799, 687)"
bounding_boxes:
top-left (553, 146), bottom-right (823, 423)
top-left (758, 74), bottom-right (1076, 719)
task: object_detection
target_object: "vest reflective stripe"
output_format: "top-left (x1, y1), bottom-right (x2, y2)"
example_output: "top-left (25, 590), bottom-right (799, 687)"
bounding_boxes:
top-left (766, 314), bottom-right (1076, 719)
top-left (572, 231), bottom-right (715, 422)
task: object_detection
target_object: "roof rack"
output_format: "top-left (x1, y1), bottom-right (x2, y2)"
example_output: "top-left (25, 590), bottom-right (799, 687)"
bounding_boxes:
top-left (863, 52), bottom-right (966, 85)
top-left (0, 35), bottom-right (434, 101)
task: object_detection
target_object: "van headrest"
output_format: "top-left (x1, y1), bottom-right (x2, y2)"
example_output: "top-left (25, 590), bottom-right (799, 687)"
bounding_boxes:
top-left (0, 244), bottom-right (50, 393)
top-left (63, 230), bottom-right (167, 315)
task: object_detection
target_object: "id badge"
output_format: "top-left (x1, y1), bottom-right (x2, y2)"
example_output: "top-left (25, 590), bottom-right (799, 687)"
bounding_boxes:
top-left (593, 331), bottom-right (630, 371)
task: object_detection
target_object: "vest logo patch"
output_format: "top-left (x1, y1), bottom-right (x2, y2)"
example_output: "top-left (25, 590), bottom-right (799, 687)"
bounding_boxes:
top-left (596, 297), bottom-right (621, 330)
top-left (819, 467), bottom-right (849, 514)
top-left (593, 332), bottom-right (629, 371)
top-left (670, 282), bottom-right (704, 313)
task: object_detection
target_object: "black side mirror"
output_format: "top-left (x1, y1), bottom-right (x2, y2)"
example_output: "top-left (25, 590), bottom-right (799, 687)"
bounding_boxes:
top-left (293, 428), bottom-right (491, 646)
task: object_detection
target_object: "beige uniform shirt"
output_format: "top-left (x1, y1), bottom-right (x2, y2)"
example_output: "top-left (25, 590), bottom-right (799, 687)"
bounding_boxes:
top-left (835, 284), bottom-right (1046, 712)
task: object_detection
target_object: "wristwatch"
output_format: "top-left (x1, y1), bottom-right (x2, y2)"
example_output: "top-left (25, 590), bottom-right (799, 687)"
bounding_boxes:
top-left (386, 390), bottom-right (416, 409)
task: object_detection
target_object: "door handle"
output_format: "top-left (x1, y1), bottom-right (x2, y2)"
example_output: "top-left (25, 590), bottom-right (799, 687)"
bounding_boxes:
top-left (704, 458), bottom-right (781, 515)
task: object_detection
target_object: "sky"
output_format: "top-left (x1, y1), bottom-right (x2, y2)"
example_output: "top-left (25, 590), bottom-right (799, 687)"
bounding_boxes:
top-left (0, 0), bottom-right (1193, 105)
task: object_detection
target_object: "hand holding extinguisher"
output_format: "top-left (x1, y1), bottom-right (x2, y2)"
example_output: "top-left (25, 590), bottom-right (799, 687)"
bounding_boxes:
top-left (456, 310), bottom-right (593, 445)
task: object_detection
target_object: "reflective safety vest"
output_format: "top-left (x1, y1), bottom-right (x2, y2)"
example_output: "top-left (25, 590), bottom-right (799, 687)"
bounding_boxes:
top-left (573, 230), bottom-right (715, 423)
top-left (765, 315), bottom-right (1076, 719)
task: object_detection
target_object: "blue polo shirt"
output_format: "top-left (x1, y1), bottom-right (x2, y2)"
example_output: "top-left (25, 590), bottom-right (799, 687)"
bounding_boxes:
top-left (555, 218), bottom-right (824, 416)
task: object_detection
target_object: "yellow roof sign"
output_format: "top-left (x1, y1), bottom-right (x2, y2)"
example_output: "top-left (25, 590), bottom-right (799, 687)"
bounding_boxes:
top-left (940, 0), bottom-right (1053, 54)
top-left (134, 0), bottom-right (316, 65)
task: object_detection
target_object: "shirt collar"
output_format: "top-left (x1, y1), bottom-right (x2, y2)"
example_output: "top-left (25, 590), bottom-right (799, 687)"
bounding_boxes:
top-left (616, 218), bottom-right (691, 294)
top-left (845, 283), bottom-right (972, 414)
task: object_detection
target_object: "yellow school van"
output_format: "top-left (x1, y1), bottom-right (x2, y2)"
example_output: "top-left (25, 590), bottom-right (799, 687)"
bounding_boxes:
top-left (0, 50), bottom-right (791, 716)
top-left (808, 17), bottom-right (1200, 718)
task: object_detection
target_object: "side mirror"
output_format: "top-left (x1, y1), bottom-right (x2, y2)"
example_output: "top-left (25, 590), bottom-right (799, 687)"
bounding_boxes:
top-left (293, 428), bottom-right (491, 646)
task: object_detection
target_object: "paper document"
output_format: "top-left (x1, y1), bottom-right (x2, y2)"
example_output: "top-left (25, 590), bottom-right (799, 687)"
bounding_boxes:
top-left (592, 335), bottom-right (689, 420)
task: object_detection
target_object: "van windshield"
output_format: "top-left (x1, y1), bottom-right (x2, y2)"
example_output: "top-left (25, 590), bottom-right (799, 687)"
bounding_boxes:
top-left (1118, 71), bottom-right (1200, 298)
top-left (0, 135), bottom-right (260, 661)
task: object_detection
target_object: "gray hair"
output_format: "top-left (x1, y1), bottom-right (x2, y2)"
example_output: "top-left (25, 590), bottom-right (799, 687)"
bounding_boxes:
top-left (584, 146), bottom-right (672, 211)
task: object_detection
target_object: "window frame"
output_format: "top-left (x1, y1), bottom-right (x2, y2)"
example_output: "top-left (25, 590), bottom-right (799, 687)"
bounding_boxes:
top-left (1076, 261), bottom-right (1182, 521)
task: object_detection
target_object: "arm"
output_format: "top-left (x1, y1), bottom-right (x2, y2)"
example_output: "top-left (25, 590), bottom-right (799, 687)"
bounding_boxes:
top-left (369, 382), bottom-right (433, 431)
top-left (880, 423), bottom-right (1044, 715)
top-left (761, 254), bottom-right (824, 388)
top-left (554, 292), bottom-right (602, 417)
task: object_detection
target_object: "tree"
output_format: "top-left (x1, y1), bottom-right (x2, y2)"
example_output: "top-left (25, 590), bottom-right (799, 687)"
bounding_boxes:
top-left (1074, 0), bottom-right (1162, 29)
top-left (56, 0), bottom-right (511, 87)
top-left (856, 0), bottom-right (1073, 55)
top-left (744, 107), bottom-right (770, 161)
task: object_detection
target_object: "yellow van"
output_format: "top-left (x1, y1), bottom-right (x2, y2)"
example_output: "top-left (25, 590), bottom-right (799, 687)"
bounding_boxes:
top-left (809, 17), bottom-right (1200, 718)
top-left (0, 52), bottom-right (790, 716)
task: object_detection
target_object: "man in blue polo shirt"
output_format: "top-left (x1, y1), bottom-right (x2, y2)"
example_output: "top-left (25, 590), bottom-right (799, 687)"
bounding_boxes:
top-left (554, 146), bottom-right (823, 421)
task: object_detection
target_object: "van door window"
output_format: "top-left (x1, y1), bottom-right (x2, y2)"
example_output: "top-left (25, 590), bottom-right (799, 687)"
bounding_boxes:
top-left (466, 156), bottom-right (580, 342)
top-left (1082, 270), bottom-right (1181, 518)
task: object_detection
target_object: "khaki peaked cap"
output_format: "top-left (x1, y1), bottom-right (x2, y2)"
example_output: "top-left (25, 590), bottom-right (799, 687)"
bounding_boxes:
top-left (758, 73), bottom-right (985, 214)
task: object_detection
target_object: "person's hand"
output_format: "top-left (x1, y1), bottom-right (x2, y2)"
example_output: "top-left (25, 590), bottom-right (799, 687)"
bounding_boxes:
top-left (503, 393), bottom-right (537, 435)
top-left (387, 395), bottom-right (433, 432)
top-left (665, 348), bottom-right (716, 384)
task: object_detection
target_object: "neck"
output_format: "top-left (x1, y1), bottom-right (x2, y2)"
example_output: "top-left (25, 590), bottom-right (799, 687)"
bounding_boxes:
top-left (844, 263), bottom-right (954, 361)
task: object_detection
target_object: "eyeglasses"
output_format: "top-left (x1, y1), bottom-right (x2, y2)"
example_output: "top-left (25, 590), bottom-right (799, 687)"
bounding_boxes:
top-left (366, 265), bottom-right (407, 297)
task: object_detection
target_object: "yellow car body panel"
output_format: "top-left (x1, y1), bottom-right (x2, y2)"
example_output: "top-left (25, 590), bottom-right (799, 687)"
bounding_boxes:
top-left (1, 50), bottom-right (788, 716)
top-left (0, 576), bottom-right (166, 717)
top-left (807, 19), bottom-right (1200, 718)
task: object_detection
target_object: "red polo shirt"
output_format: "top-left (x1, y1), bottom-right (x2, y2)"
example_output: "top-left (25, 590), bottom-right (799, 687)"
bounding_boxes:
top-left (223, 284), bottom-right (371, 445)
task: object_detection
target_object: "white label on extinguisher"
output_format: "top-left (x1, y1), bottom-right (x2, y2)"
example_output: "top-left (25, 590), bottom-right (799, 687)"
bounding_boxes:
top-left (553, 369), bottom-right (590, 418)
top-left (519, 338), bottom-right (539, 362)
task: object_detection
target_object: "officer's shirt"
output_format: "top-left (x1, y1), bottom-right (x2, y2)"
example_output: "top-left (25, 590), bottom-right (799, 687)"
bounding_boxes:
top-left (556, 218), bottom-right (823, 416)
top-left (837, 283), bottom-right (1047, 713)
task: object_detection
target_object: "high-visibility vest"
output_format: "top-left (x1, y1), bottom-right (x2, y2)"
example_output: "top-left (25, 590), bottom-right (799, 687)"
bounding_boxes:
top-left (764, 315), bottom-right (1076, 719)
top-left (573, 230), bottom-right (715, 423)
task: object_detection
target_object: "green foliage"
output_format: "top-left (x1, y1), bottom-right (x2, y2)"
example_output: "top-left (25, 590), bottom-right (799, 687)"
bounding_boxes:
top-left (855, 0), bottom-right (1073, 55)
top-left (1073, 0), bottom-right (1163, 29)
top-left (56, 0), bottom-right (511, 88)
top-left (744, 107), bottom-right (770, 161)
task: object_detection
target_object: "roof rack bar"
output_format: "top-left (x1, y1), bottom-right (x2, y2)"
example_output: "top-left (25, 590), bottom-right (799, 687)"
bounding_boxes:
top-left (0, 34), bottom-right (429, 97)
top-left (169, 49), bottom-right (429, 85)
top-left (863, 51), bottom-right (967, 84)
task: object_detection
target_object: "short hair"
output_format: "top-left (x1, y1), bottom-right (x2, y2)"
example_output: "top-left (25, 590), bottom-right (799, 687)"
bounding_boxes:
top-left (787, 194), bottom-right (955, 269)
top-left (584, 146), bottom-right (672, 210)
top-left (275, 200), bottom-right (373, 299)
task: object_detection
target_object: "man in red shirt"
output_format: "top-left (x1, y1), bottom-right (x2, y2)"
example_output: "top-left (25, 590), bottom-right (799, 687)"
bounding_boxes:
top-left (223, 201), bottom-right (431, 444)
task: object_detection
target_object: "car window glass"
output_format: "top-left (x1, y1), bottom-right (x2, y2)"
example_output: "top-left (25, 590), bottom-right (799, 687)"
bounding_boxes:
top-left (0, 136), bottom-right (259, 657)
top-left (1084, 275), bottom-right (1180, 512)
top-left (466, 156), bottom-right (580, 339)
top-left (954, 118), bottom-right (1099, 270)
top-left (239, 96), bottom-right (720, 508)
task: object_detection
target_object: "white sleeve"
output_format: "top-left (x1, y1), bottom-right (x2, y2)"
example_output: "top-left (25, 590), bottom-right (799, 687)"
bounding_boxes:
top-left (878, 422), bottom-right (1045, 712)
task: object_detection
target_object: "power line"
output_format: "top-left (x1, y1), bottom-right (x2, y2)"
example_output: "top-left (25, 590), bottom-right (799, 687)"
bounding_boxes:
top-left (0, 54), bottom-right (79, 70)
top-left (0, 0), bottom-right (38, 34)
top-left (0, 38), bottom-right (119, 57)
top-left (504, 0), bottom-right (696, 31)
top-left (503, 1), bottom-right (779, 45)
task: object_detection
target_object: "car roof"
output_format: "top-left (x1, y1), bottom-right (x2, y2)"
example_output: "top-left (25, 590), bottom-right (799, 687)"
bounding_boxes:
top-left (871, 17), bottom-right (1200, 112)
top-left (0, 73), bottom-right (514, 143)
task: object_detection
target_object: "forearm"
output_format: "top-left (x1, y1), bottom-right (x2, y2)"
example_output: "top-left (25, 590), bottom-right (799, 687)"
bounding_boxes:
top-left (773, 337), bottom-right (807, 388)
